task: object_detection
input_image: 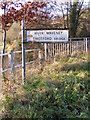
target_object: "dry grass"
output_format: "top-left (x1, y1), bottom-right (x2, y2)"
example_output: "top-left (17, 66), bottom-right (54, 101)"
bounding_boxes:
top-left (0, 52), bottom-right (89, 119)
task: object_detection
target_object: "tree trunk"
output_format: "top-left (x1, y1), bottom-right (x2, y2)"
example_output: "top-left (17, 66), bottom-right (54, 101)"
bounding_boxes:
top-left (67, 2), bottom-right (69, 29)
top-left (2, 29), bottom-right (6, 80)
top-left (3, 29), bottom-right (6, 54)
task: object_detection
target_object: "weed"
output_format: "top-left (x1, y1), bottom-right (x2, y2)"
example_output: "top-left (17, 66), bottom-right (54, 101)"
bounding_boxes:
top-left (2, 53), bottom-right (89, 119)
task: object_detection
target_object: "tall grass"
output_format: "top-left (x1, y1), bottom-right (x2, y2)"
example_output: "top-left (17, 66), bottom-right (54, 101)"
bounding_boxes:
top-left (1, 52), bottom-right (89, 119)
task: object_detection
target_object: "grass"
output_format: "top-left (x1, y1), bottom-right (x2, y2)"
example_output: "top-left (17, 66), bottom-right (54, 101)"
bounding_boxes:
top-left (1, 52), bottom-right (89, 119)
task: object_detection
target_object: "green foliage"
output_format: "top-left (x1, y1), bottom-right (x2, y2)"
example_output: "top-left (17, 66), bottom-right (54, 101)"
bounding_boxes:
top-left (2, 53), bottom-right (89, 119)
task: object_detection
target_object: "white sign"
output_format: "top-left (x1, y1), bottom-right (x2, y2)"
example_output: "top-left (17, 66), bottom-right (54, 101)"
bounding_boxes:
top-left (26, 30), bottom-right (69, 42)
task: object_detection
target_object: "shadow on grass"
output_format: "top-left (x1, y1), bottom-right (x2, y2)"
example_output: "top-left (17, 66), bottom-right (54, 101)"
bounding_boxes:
top-left (61, 62), bottom-right (89, 72)
top-left (2, 73), bottom-right (89, 119)
top-left (2, 53), bottom-right (89, 119)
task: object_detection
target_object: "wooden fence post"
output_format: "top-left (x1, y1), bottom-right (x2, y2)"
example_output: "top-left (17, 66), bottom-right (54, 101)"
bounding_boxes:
top-left (72, 41), bottom-right (73, 53)
top-left (67, 42), bottom-right (69, 55)
top-left (62, 43), bottom-right (63, 55)
top-left (59, 43), bottom-right (60, 55)
top-left (84, 38), bottom-right (86, 51)
top-left (86, 38), bottom-right (87, 52)
top-left (82, 40), bottom-right (84, 52)
top-left (77, 41), bottom-right (78, 52)
top-left (53, 43), bottom-right (54, 59)
top-left (55, 43), bottom-right (56, 56)
top-left (48, 43), bottom-right (50, 62)
top-left (63, 43), bottom-right (64, 54)
top-left (44, 43), bottom-right (47, 61)
top-left (61, 43), bottom-right (62, 54)
top-left (57, 43), bottom-right (59, 55)
top-left (51, 43), bottom-right (53, 63)
top-left (69, 39), bottom-right (71, 56)
top-left (39, 50), bottom-right (43, 71)
top-left (65, 43), bottom-right (66, 55)
top-left (51, 43), bottom-right (52, 59)
top-left (8, 50), bottom-right (15, 81)
top-left (60, 43), bottom-right (61, 53)
top-left (63, 43), bottom-right (65, 55)
top-left (10, 50), bottom-right (15, 82)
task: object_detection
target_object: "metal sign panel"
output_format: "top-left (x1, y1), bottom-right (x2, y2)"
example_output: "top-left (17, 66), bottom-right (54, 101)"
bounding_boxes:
top-left (26, 30), bottom-right (69, 42)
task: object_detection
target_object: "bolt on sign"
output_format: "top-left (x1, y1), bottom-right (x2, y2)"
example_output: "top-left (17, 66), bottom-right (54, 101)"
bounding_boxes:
top-left (26, 30), bottom-right (69, 42)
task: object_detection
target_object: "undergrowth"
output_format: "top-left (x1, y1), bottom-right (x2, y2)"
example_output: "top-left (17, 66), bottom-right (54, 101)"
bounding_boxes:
top-left (1, 52), bottom-right (89, 119)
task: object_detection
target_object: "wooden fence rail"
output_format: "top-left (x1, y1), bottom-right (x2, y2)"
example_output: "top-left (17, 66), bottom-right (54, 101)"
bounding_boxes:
top-left (0, 49), bottom-right (41, 72)
top-left (0, 38), bottom-right (89, 83)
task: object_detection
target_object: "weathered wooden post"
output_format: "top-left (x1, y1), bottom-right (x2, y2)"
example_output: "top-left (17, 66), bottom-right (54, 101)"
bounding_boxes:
top-left (77, 41), bottom-right (78, 52)
top-left (51, 43), bottom-right (53, 63)
top-left (8, 50), bottom-right (15, 81)
top-left (69, 38), bottom-right (71, 56)
top-left (55, 43), bottom-right (56, 56)
top-left (60, 44), bottom-right (61, 54)
top-left (67, 42), bottom-right (69, 55)
top-left (57, 43), bottom-right (59, 55)
top-left (10, 50), bottom-right (15, 82)
top-left (62, 43), bottom-right (63, 54)
top-left (48, 43), bottom-right (51, 62)
top-left (63, 43), bottom-right (64, 54)
top-left (61, 43), bottom-right (62, 54)
top-left (65, 42), bottom-right (66, 55)
top-left (53, 43), bottom-right (54, 60)
top-left (84, 38), bottom-right (86, 52)
top-left (62, 43), bottom-right (64, 54)
top-left (86, 38), bottom-right (87, 52)
top-left (57, 43), bottom-right (58, 55)
top-left (51, 43), bottom-right (52, 61)
top-left (66, 43), bottom-right (67, 55)
top-left (72, 41), bottom-right (73, 54)
top-left (22, 20), bottom-right (26, 85)
top-left (63, 43), bottom-right (64, 55)
top-left (39, 50), bottom-right (43, 71)
top-left (82, 40), bottom-right (84, 52)
top-left (59, 43), bottom-right (60, 55)
top-left (47, 43), bottom-right (49, 61)
top-left (44, 43), bottom-right (47, 61)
